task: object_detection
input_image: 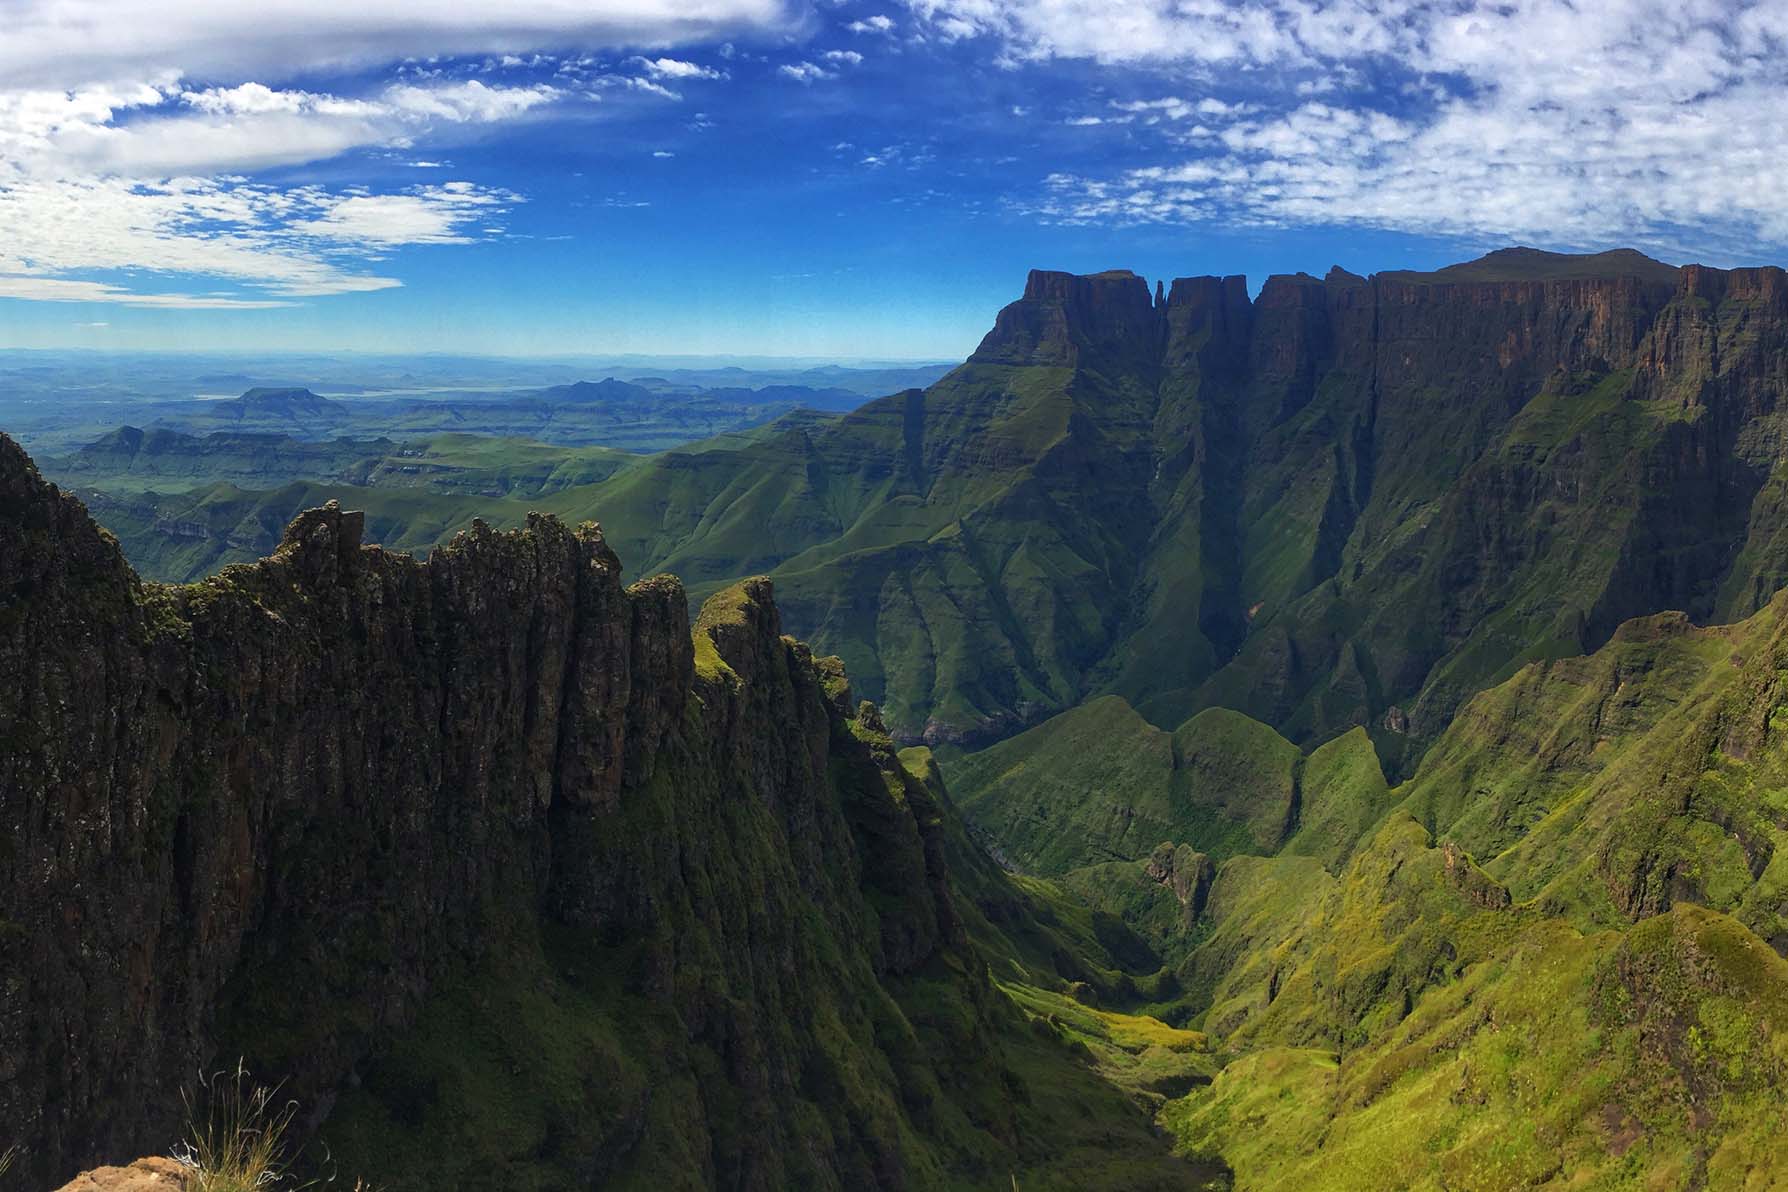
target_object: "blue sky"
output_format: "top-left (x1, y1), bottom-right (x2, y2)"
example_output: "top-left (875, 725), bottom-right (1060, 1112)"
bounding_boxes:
top-left (2, 1), bottom-right (1785, 360)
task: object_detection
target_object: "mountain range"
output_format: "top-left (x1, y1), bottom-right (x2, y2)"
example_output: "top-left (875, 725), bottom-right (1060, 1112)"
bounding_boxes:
top-left (58, 248), bottom-right (1788, 766)
top-left (11, 246), bottom-right (1788, 1191)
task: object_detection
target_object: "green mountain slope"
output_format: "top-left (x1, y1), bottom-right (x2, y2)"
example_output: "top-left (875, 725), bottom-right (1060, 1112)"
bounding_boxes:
top-left (940, 580), bottom-right (1788, 1188)
top-left (949, 697), bottom-right (1377, 874)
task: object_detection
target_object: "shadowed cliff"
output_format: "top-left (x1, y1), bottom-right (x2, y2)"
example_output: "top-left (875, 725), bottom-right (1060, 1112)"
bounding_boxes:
top-left (0, 434), bottom-right (1203, 1191)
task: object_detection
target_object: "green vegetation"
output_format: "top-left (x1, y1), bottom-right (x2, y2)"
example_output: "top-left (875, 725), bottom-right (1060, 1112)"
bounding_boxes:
top-left (949, 699), bottom-right (1309, 875)
top-left (934, 580), bottom-right (1788, 1188)
top-left (303, 729), bottom-right (1209, 1191)
top-left (176, 1062), bottom-right (373, 1192)
top-left (1165, 905), bottom-right (1788, 1190)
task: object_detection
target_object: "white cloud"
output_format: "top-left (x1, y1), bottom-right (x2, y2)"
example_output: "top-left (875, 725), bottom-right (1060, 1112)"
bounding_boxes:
top-left (847, 14), bottom-right (896, 35)
top-left (823, 50), bottom-right (865, 65)
top-left (0, 170), bottom-right (524, 301)
top-left (0, 0), bottom-right (793, 311)
top-left (184, 82), bottom-right (313, 116)
top-left (778, 61), bottom-right (835, 83)
top-left (948, 0), bottom-right (1788, 255)
top-left (290, 182), bottom-right (517, 246)
top-left (902, 0), bottom-right (1329, 65)
top-left (1111, 96), bottom-right (1246, 123)
top-left (652, 149), bottom-right (675, 157)
top-left (0, 1), bottom-right (795, 90)
top-left (619, 76), bottom-right (682, 99)
top-left (0, 275), bottom-right (296, 309)
top-left (2, 76), bottom-right (558, 186)
top-left (634, 56), bottom-right (724, 79)
top-left (383, 80), bottom-right (558, 122)
top-left (0, 76), bottom-right (569, 309)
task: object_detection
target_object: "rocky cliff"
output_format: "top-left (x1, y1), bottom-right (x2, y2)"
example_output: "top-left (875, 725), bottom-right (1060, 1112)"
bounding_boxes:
top-left (696, 247), bottom-right (1788, 762)
top-left (0, 435), bottom-right (1192, 1190)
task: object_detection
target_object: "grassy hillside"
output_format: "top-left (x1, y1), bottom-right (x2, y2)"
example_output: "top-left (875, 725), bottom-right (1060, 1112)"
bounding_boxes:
top-left (950, 696), bottom-right (1391, 878)
top-left (935, 581), bottom-right (1788, 1188)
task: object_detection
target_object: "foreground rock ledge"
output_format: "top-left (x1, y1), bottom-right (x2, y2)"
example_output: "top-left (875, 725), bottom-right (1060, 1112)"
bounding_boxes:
top-left (54, 1158), bottom-right (188, 1192)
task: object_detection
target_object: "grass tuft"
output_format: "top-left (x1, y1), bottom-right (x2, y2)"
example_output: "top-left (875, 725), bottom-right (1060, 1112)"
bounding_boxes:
top-left (174, 1061), bottom-right (374, 1192)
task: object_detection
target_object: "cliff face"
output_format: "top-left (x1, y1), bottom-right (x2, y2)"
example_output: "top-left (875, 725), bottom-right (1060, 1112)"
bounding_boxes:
top-left (3, 434), bottom-right (677, 1175)
top-left (0, 435), bottom-right (1186, 1190)
top-left (971, 268), bottom-right (1164, 369)
top-left (882, 251), bottom-right (1788, 760)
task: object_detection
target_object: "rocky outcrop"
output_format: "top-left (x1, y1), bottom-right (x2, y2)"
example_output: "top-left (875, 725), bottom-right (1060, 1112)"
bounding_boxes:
top-left (1439, 841), bottom-right (1512, 910)
top-left (0, 435), bottom-right (1110, 1189)
top-left (1145, 842), bottom-right (1216, 927)
top-left (52, 1158), bottom-right (188, 1192)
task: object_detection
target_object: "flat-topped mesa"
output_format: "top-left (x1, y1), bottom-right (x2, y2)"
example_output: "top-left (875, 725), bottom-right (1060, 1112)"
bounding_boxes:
top-left (971, 267), bottom-right (1161, 367)
top-left (971, 249), bottom-right (1699, 381)
top-left (222, 386), bottom-right (347, 420)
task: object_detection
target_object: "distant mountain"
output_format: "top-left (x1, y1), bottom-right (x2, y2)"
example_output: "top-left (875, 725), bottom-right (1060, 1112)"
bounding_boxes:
top-left (0, 357), bottom-right (927, 456)
top-left (601, 361), bottom-right (955, 395)
top-left (54, 426), bottom-right (394, 491)
top-left (1378, 245), bottom-right (1684, 285)
top-left (212, 386), bottom-right (350, 423)
top-left (695, 383), bottom-right (867, 412)
top-left (534, 377), bottom-right (657, 404)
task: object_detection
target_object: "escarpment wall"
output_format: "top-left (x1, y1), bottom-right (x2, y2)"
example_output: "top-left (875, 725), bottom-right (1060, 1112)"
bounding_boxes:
top-left (930, 253), bottom-right (1788, 755)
